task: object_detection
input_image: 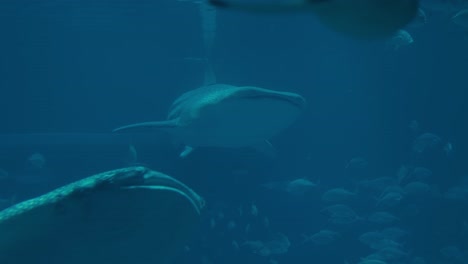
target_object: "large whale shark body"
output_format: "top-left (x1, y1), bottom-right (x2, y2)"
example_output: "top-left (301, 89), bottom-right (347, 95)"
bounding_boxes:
top-left (114, 84), bottom-right (306, 157)
top-left (208, 0), bottom-right (420, 39)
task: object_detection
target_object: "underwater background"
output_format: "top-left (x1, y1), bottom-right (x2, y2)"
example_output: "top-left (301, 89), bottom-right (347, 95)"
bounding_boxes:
top-left (0, 0), bottom-right (468, 263)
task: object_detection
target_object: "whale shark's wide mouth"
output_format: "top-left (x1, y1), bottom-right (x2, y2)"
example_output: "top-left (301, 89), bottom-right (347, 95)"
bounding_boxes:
top-left (235, 88), bottom-right (306, 111)
top-left (242, 94), bottom-right (306, 111)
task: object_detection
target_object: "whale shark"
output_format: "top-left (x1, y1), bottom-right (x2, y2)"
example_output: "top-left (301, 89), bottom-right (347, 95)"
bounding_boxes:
top-left (0, 166), bottom-right (204, 264)
top-left (113, 83), bottom-right (306, 158)
top-left (208, 0), bottom-right (419, 39)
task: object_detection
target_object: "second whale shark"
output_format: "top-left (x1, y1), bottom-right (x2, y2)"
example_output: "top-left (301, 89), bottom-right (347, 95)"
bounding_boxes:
top-left (113, 83), bottom-right (306, 158)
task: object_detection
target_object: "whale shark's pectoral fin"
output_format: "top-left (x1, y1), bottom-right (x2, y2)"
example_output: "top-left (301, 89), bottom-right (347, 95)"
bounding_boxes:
top-left (179, 146), bottom-right (195, 159)
top-left (252, 140), bottom-right (277, 158)
top-left (113, 120), bottom-right (179, 133)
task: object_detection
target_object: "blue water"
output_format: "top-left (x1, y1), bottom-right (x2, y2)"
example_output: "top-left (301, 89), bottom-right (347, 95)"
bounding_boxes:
top-left (0, 1), bottom-right (467, 263)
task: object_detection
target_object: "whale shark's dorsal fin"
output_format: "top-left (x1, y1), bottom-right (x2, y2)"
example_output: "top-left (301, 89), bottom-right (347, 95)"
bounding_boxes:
top-left (113, 120), bottom-right (179, 133)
